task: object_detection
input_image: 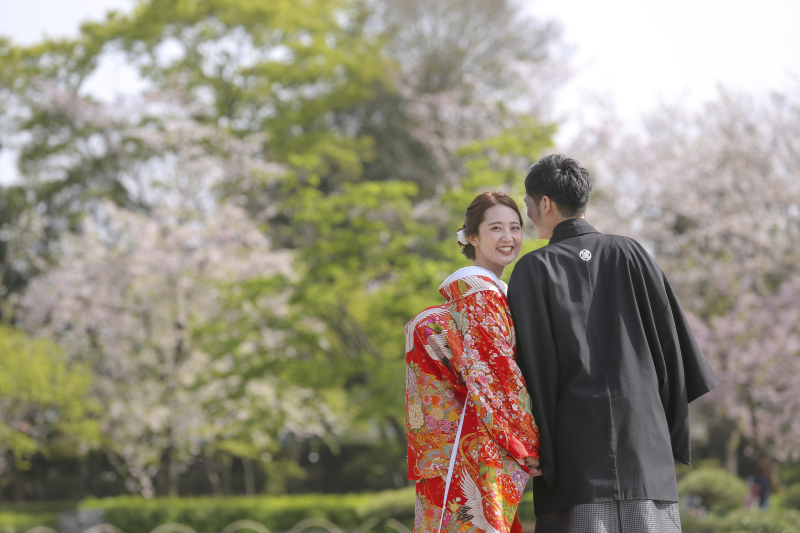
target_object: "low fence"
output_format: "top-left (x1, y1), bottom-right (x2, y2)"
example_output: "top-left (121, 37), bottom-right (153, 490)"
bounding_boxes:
top-left (19, 518), bottom-right (413, 533)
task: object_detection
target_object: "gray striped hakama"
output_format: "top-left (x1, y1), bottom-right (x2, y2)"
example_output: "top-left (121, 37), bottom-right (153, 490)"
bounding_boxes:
top-left (534, 500), bottom-right (682, 533)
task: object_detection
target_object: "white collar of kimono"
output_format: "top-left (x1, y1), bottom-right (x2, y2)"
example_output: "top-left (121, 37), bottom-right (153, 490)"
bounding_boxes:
top-left (439, 266), bottom-right (507, 295)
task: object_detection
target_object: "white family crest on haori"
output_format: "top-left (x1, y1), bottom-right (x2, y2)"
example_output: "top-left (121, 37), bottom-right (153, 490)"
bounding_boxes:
top-left (580, 249), bottom-right (592, 261)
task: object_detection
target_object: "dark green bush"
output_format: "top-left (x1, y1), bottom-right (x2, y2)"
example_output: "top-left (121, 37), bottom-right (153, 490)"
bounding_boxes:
top-left (717, 508), bottom-right (800, 532)
top-left (784, 484), bottom-right (800, 512)
top-left (0, 511), bottom-right (59, 533)
top-left (355, 486), bottom-right (415, 521)
top-left (678, 467), bottom-right (748, 515)
top-left (681, 508), bottom-right (800, 533)
top-left (0, 501), bottom-right (75, 533)
top-left (517, 491), bottom-right (535, 523)
top-left (679, 513), bottom-right (723, 533)
top-left (80, 488), bottom-right (415, 533)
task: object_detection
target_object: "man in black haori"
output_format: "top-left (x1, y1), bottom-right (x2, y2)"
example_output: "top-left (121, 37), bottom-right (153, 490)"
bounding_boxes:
top-left (508, 155), bottom-right (719, 533)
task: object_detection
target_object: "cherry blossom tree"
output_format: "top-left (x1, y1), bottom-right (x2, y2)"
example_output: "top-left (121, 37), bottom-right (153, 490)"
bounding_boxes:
top-left (1, 0), bottom-right (568, 493)
top-left (373, 0), bottom-right (566, 184)
top-left (13, 89), bottom-right (344, 496)
top-left (689, 279), bottom-right (800, 464)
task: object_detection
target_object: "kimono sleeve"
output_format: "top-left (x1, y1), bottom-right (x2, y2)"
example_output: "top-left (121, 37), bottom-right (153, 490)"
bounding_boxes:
top-left (652, 274), bottom-right (719, 465)
top-left (452, 289), bottom-right (540, 464)
top-left (507, 257), bottom-right (558, 487)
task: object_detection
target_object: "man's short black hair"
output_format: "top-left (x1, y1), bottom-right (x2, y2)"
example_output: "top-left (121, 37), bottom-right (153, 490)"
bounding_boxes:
top-left (525, 154), bottom-right (592, 218)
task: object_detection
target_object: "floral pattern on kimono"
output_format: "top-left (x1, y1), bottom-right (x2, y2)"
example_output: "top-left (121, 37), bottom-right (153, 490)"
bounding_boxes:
top-left (405, 271), bottom-right (540, 533)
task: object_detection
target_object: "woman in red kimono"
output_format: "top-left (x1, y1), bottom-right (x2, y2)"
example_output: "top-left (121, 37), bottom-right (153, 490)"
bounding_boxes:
top-left (405, 192), bottom-right (540, 533)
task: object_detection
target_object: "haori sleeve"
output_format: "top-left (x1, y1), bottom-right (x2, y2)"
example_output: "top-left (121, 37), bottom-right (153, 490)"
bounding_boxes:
top-left (451, 289), bottom-right (540, 463)
top-left (508, 257), bottom-right (558, 486)
top-left (651, 274), bottom-right (719, 465)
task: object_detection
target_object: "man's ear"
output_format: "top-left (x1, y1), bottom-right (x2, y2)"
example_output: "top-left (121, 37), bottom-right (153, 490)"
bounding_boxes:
top-left (541, 195), bottom-right (552, 216)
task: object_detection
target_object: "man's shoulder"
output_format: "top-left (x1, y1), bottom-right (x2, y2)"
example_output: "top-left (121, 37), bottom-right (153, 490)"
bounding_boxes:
top-left (597, 232), bottom-right (648, 252)
top-left (519, 233), bottom-right (647, 257)
top-left (516, 230), bottom-right (660, 266)
top-left (515, 245), bottom-right (554, 269)
top-left (598, 233), bottom-right (660, 266)
top-left (519, 233), bottom-right (662, 276)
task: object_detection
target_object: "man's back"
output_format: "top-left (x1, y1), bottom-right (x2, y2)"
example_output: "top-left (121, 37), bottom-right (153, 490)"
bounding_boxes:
top-left (508, 218), bottom-right (718, 514)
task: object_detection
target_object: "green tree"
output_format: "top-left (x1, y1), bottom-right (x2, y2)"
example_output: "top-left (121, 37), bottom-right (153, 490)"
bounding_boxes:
top-left (0, 0), bottom-right (385, 289)
top-left (0, 325), bottom-right (98, 498)
top-left (2, 0), bottom-right (563, 493)
top-left (262, 119), bottom-right (554, 487)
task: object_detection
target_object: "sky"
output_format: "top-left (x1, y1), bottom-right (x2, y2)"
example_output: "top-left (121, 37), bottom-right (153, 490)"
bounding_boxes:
top-left (529, 0), bottom-right (800, 125)
top-left (1, 0), bottom-right (800, 181)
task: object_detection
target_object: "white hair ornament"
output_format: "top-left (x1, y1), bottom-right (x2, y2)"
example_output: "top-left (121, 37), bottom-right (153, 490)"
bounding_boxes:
top-left (456, 228), bottom-right (469, 247)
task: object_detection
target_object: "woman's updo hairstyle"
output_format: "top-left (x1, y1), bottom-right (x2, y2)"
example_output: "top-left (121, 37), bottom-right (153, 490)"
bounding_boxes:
top-left (460, 191), bottom-right (524, 260)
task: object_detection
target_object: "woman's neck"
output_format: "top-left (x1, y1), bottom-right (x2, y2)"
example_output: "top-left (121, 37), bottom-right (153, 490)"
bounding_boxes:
top-left (472, 259), bottom-right (504, 280)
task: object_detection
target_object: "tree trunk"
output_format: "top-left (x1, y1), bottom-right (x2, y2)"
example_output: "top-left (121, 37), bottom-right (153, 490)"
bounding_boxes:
top-left (77, 457), bottom-right (89, 500)
top-left (0, 452), bottom-right (17, 501)
top-left (726, 428), bottom-right (740, 476)
top-left (768, 460), bottom-right (780, 493)
top-left (168, 446), bottom-right (179, 496)
top-left (204, 450), bottom-right (224, 497)
top-left (11, 455), bottom-right (24, 502)
top-left (220, 453), bottom-right (233, 496)
top-left (242, 457), bottom-right (256, 495)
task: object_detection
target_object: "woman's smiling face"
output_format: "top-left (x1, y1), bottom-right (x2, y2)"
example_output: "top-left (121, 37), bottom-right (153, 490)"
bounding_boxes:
top-left (468, 204), bottom-right (523, 275)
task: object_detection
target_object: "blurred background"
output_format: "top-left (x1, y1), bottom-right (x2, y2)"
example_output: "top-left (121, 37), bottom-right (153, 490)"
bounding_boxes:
top-left (1, 0), bottom-right (799, 531)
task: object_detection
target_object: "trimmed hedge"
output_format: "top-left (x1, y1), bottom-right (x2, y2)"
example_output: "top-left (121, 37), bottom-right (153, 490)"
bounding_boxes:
top-left (720, 508), bottom-right (800, 532)
top-left (678, 466), bottom-right (748, 515)
top-left (785, 484), bottom-right (800, 512)
top-left (79, 488), bottom-right (415, 533)
top-left (0, 488), bottom-right (534, 533)
top-left (682, 508), bottom-right (800, 533)
top-left (0, 501), bottom-right (75, 533)
top-left (680, 514), bottom-right (721, 533)
top-left (0, 511), bottom-right (59, 533)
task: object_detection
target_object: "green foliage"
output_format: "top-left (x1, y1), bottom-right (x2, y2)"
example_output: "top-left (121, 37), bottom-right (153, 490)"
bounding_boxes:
top-left (449, 118), bottom-right (555, 220)
top-left (782, 462), bottom-right (800, 489)
top-left (0, 326), bottom-right (98, 467)
top-left (0, 0), bottom-right (387, 281)
top-left (784, 484), bottom-right (800, 511)
top-left (267, 116), bottom-right (553, 450)
top-left (0, 511), bottom-right (58, 533)
top-left (0, 502), bottom-right (73, 532)
top-left (79, 489), bottom-right (415, 533)
top-left (679, 514), bottom-right (722, 533)
top-left (0, 185), bottom-right (31, 316)
top-left (678, 466), bottom-right (749, 515)
top-left (1, 0), bottom-right (558, 495)
top-left (354, 486), bottom-right (415, 520)
top-left (718, 509), bottom-right (800, 533)
top-left (203, 112), bottom-right (554, 486)
top-left (517, 492), bottom-right (536, 523)
top-left (682, 508), bottom-right (800, 533)
top-left (0, 325), bottom-right (99, 497)
top-left (113, 0), bottom-right (385, 190)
